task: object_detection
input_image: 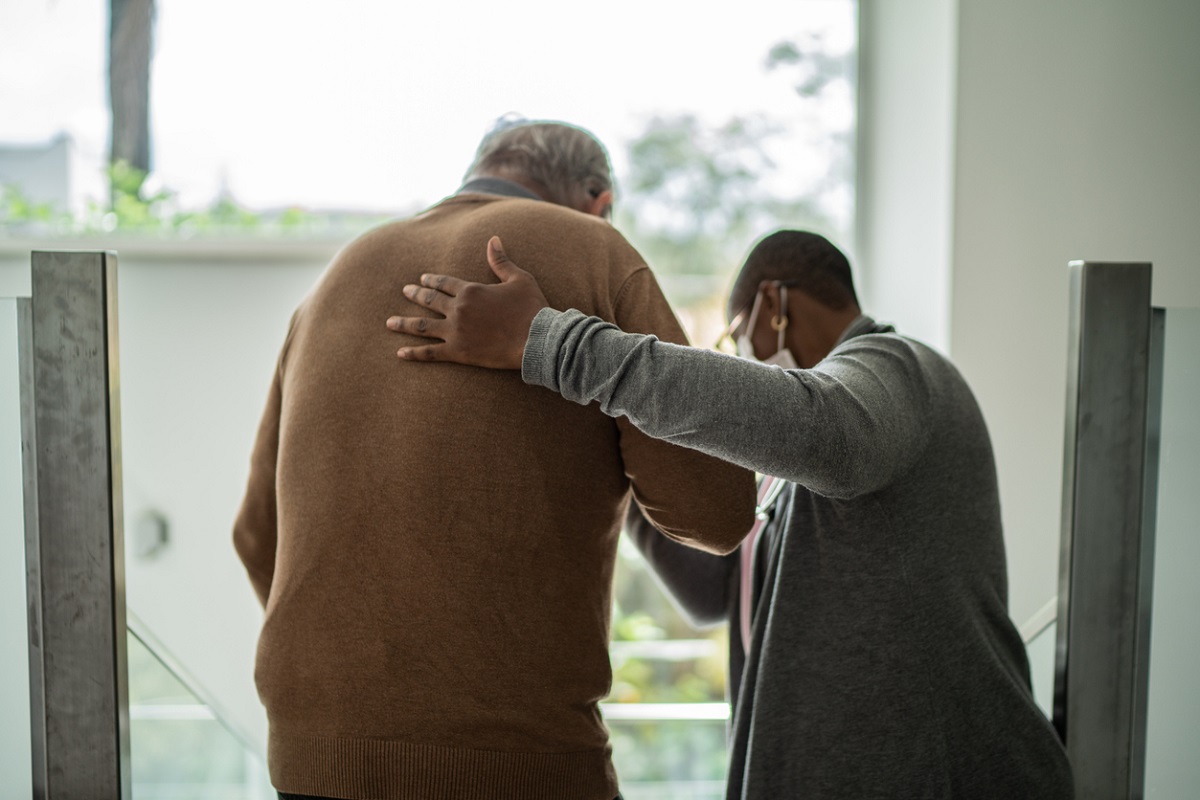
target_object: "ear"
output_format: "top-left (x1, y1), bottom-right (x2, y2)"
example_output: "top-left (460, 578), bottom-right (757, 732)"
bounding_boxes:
top-left (759, 281), bottom-right (783, 314)
top-left (584, 189), bottom-right (614, 219)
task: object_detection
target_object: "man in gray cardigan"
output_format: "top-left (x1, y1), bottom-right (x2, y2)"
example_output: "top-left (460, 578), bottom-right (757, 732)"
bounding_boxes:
top-left (385, 230), bottom-right (1074, 799)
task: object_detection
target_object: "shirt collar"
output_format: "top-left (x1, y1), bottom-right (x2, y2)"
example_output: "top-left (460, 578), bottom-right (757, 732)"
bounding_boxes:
top-left (456, 177), bottom-right (543, 202)
top-left (834, 314), bottom-right (896, 347)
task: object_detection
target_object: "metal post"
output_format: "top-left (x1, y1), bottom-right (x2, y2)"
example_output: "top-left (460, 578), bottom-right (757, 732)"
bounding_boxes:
top-left (19, 251), bottom-right (130, 800)
top-left (1055, 261), bottom-right (1161, 800)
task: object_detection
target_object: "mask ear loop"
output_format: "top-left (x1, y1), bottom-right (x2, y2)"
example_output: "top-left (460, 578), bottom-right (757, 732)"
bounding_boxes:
top-left (770, 284), bottom-right (789, 354)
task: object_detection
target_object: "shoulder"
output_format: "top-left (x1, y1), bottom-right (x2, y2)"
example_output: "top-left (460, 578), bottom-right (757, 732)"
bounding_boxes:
top-left (496, 200), bottom-right (645, 262)
top-left (834, 332), bottom-right (986, 422)
top-left (820, 331), bottom-right (961, 402)
top-left (451, 198), bottom-right (653, 300)
top-left (834, 329), bottom-right (951, 371)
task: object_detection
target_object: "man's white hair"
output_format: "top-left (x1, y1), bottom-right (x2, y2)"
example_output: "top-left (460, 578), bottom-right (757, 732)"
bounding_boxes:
top-left (465, 118), bottom-right (613, 212)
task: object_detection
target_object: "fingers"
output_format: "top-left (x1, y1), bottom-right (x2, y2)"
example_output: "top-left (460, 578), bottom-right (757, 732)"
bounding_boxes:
top-left (402, 283), bottom-right (452, 313)
top-left (416, 273), bottom-right (468, 297)
top-left (388, 316), bottom-right (457, 363)
top-left (386, 314), bottom-right (445, 339)
top-left (487, 236), bottom-right (530, 283)
top-left (396, 343), bottom-right (452, 362)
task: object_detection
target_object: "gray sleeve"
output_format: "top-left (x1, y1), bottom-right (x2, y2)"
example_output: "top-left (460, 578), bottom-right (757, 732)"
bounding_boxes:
top-left (522, 308), bottom-right (933, 499)
top-left (624, 502), bottom-right (737, 629)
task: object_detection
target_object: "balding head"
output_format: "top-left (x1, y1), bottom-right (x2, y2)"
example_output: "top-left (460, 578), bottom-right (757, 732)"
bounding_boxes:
top-left (728, 230), bottom-right (859, 321)
top-left (465, 119), bottom-right (613, 216)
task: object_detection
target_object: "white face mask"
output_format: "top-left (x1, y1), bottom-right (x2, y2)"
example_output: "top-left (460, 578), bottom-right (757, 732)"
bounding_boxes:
top-left (736, 284), bottom-right (799, 369)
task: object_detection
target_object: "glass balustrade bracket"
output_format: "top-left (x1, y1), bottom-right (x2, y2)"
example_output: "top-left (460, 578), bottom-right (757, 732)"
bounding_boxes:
top-left (1055, 261), bottom-right (1161, 800)
top-left (20, 251), bottom-right (131, 800)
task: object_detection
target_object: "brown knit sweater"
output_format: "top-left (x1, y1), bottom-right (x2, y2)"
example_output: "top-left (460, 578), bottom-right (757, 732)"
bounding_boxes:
top-left (233, 191), bottom-right (757, 800)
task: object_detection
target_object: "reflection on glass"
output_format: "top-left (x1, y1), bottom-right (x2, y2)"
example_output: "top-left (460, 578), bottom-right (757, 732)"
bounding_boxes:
top-left (0, 299), bottom-right (32, 800)
top-left (128, 630), bottom-right (273, 800)
top-left (1144, 308), bottom-right (1200, 797)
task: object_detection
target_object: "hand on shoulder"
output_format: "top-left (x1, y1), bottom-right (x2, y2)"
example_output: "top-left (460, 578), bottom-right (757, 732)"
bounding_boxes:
top-left (386, 236), bottom-right (549, 370)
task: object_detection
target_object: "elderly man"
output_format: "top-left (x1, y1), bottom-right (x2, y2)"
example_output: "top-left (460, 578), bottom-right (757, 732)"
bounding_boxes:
top-left (233, 120), bottom-right (756, 800)
top-left (385, 230), bottom-right (1075, 799)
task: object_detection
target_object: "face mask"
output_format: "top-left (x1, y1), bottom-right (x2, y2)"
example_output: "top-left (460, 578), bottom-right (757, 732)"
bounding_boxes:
top-left (736, 284), bottom-right (799, 369)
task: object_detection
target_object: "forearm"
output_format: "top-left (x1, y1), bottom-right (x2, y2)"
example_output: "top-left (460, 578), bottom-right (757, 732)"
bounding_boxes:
top-left (522, 308), bottom-right (929, 498)
top-left (625, 502), bottom-right (736, 628)
top-left (233, 366), bottom-right (284, 609)
top-left (233, 492), bottom-right (277, 608)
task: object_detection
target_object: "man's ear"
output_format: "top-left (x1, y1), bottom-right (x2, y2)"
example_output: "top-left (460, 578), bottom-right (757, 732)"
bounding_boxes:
top-left (584, 189), bottom-right (614, 219)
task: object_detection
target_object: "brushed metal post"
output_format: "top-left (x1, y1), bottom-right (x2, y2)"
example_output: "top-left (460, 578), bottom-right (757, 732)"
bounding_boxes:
top-left (19, 251), bottom-right (130, 800)
top-left (1055, 261), bottom-right (1161, 800)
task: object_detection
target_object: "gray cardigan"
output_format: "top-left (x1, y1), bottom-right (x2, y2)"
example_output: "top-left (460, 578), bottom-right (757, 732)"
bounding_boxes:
top-left (523, 310), bottom-right (1074, 800)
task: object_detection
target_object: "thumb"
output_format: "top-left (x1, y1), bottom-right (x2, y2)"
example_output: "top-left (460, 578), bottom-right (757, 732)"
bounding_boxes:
top-left (487, 236), bottom-right (526, 283)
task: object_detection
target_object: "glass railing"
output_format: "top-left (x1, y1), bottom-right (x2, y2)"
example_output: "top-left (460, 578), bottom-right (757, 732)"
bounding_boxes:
top-left (0, 297), bottom-right (33, 800)
top-left (117, 252), bottom-right (322, 766)
top-left (609, 718), bottom-right (728, 800)
top-left (108, 253), bottom-right (745, 795)
top-left (1143, 307), bottom-right (1200, 796)
top-left (1024, 620), bottom-right (1057, 719)
top-left (128, 621), bottom-right (273, 800)
top-left (606, 534), bottom-right (734, 796)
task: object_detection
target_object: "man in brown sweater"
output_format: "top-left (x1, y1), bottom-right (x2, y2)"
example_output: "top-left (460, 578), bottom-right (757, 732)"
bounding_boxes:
top-left (233, 120), bottom-right (757, 800)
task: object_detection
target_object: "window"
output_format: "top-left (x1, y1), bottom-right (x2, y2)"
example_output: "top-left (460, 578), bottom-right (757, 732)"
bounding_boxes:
top-left (1, 3), bottom-right (857, 796)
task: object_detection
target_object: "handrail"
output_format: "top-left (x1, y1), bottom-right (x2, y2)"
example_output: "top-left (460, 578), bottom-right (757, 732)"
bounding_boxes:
top-left (601, 703), bottom-right (730, 721)
top-left (1020, 596), bottom-right (1058, 644)
top-left (126, 610), bottom-right (265, 759)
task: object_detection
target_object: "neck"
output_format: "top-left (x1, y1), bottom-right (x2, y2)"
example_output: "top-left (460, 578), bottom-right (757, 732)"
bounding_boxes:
top-left (786, 305), bottom-right (862, 368)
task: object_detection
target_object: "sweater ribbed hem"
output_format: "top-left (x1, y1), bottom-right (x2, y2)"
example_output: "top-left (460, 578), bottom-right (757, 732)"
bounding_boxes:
top-left (521, 307), bottom-right (563, 391)
top-left (269, 729), bottom-right (619, 800)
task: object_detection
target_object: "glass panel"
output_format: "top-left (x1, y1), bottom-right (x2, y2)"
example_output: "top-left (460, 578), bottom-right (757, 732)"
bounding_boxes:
top-left (128, 629), bottom-right (273, 800)
top-left (5, 1), bottom-right (857, 788)
top-left (1025, 621), bottom-right (1057, 719)
top-left (0, 298), bottom-right (32, 799)
top-left (1144, 307), bottom-right (1200, 797)
top-left (609, 718), bottom-right (729, 800)
top-left (608, 534), bottom-right (731, 792)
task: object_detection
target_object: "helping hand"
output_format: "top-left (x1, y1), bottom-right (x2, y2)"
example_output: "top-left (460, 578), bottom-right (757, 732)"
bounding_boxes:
top-left (386, 236), bottom-right (549, 370)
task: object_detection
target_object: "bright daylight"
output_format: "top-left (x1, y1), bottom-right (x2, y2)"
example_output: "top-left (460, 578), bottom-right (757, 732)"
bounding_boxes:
top-left (11, 2), bottom-right (1195, 800)
top-left (1, 1), bottom-right (856, 798)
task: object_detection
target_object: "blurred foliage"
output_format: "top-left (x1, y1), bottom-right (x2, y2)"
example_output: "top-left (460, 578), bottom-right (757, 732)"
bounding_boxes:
top-left (616, 114), bottom-right (826, 288)
top-left (1, 184), bottom-right (73, 229)
top-left (0, 160), bottom-right (396, 240)
top-left (610, 719), bottom-right (729, 788)
top-left (608, 535), bottom-right (729, 706)
top-left (766, 29), bottom-right (853, 98)
top-left (765, 26), bottom-right (857, 213)
top-left (616, 22), bottom-right (855, 309)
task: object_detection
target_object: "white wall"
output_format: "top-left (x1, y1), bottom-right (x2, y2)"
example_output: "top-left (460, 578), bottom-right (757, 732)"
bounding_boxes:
top-left (118, 248), bottom-right (330, 752)
top-left (0, 240), bottom-right (337, 757)
top-left (855, 0), bottom-right (957, 354)
top-left (950, 0), bottom-right (1200, 626)
top-left (859, 0), bottom-right (1200, 628)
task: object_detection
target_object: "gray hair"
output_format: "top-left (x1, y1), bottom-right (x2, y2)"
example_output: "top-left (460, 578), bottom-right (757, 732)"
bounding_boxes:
top-left (465, 119), bottom-right (613, 212)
